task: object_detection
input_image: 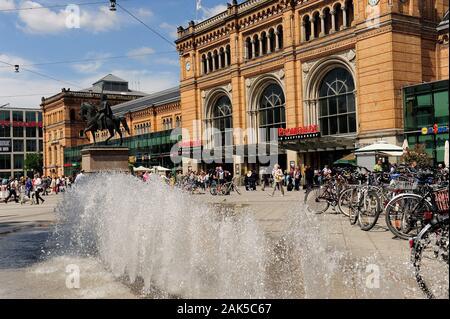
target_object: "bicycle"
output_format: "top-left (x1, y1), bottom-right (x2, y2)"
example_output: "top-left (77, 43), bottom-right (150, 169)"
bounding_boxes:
top-left (210, 178), bottom-right (241, 196)
top-left (385, 184), bottom-right (449, 240)
top-left (410, 213), bottom-right (448, 299)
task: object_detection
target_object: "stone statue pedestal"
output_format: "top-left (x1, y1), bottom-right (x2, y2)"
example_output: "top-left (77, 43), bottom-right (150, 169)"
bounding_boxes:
top-left (81, 146), bottom-right (129, 173)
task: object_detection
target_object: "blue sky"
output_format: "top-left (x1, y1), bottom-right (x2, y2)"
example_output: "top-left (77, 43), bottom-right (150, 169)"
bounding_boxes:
top-left (0, 0), bottom-right (229, 108)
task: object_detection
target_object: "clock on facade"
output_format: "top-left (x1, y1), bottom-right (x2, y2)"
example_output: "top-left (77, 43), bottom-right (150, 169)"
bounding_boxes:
top-left (368, 0), bottom-right (380, 6)
top-left (185, 61), bottom-right (191, 71)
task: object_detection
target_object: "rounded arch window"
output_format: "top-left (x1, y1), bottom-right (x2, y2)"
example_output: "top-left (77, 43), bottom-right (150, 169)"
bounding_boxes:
top-left (211, 95), bottom-right (233, 147)
top-left (69, 109), bottom-right (76, 122)
top-left (258, 83), bottom-right (286, 142)
top-left (318, 67), bottom-right (356, 136)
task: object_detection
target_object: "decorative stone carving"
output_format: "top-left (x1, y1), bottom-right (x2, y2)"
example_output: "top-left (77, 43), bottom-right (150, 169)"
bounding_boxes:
top-left (302, 61), bottom-right (312, 75)
top-left (226, 83), bottom-right (232, 92)
top-left (346, 49), bottom-right (356, 62)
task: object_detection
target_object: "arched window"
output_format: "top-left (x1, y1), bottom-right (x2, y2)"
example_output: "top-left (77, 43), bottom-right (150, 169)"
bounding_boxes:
top-left (202, 54), bottom-right (207, 74)
top-left (69, 109), bottom-right (76, 122)
top-left (211, 96), bottom-right (233, 147)
top-left (176, 116), bottom-right (181, 128)
top-left (246, 37), bottom-right (252, 59)
top-left (318, 68), bottom-right (356, 136)
top-left (269, 28), bottom-right (276, 52)
top-left (303, 16), bottom-right (311, 41)
top-left (334, 3), bottom-right (343, 30)
top-left (258, 83), bottom-right (286, 142)
top-left (253, 35), bottom-right (260, 57)
top-left (213, 50), bottom-right (219, 70)
top-left (276, 25), bottom-right (283, 49)
top-left (346, 0), bottom-right (354, 27)
top-left (323, 7), bottom-right (332, 35)
top-left (313, 12), bottom-right (321, 39)
top-left (219, 48), bottom-right (225, 68)
top-left (226, 45), bottom-right (231, 66)
top-left (261, 32), bottom-right (268, 55)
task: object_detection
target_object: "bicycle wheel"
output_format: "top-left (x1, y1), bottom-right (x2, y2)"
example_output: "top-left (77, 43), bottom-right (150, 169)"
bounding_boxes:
top-left (412, 222), bottom-right (449, 299)
top-left (305, 186), bottom-right (329, 214)
top-left (210, 186), bottom-right (218, 196)
top-left (385, 194), bottom-right (432, 240)
top-left (234, 185), bottom-right (241, 195)
top-left (358, 190), bottom-right (381, 231)
top-left (348, 190), bottom-right (359, 225)
top-left (338, 188), bottom-right (355, 217)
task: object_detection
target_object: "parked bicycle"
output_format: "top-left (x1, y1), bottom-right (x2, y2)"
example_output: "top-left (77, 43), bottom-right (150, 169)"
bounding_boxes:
top-left (210, 178), bottom-right (241, 196)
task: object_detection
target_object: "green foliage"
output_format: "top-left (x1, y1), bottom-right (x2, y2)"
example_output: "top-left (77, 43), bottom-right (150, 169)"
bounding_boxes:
top-left (401, 144), bottom-right (432, 168)
top-left (24, 153), bottom-right (43, 175)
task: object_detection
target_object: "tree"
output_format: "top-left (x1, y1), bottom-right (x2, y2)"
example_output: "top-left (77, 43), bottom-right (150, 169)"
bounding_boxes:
top-left (24, 153), bottom-right (43, 175)
top-left (401, 144), bottom-right (432, 168)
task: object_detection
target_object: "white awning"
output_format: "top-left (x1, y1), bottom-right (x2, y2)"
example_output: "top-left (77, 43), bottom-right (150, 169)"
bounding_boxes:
top-left (355, 141), bottom-right (403, 154)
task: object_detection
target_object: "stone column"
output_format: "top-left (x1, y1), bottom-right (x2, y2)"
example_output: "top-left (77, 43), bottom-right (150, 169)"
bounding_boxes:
top-left (206, 57), bottom-right (210, 73)
top-left (267, 34), bottom-right (272, 53)
top-left (331, 10), bottom-right (336, 33)
top-left (301, 21), bottom-right (306, 42)
top-left (310, 18), bottom-right (315, 40)
top-left (320, 14), bottom-right (325, 37)
top-left (218, 53), bottom-right (223, 69)
top-left (275, 31), bottom-right (280, 51)
top-left (251, 39), bottom-right (256, 58)
top-left (212, 54), bottom-right (216, 71)
top-left (244, 43), bottom-right (249, 60)
top-left (225, 50), bottom-right (229, 67)
top-left (341, 5), bottom-right (347, 30)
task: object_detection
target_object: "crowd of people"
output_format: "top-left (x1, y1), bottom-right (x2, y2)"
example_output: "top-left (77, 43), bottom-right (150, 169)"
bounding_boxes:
top-left (0, 174), bottom-right (75, 205)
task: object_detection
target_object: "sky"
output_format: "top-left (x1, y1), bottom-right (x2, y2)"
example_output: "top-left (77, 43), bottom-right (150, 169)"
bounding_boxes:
top-left (0, 0), bottom-right (229, 108)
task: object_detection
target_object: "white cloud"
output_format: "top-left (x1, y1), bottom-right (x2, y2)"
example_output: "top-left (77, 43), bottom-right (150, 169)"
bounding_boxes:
top-left (0, 54), bottom-right (62, 108)
top-left (127, 47), bottom-right (156, 63)
top-left (136, 8), bottom-right (153, 19)
top-left (0, 0), bottom-right (15, 10)
top-left (16, 1), bottom-right (121, 34)
top-left (155, 57), bottom-right (179, 67)
top-left (200, 4), bottom-right (227, 20)
top-left (159, 22), bottom-right (178, 39)
top-left (71, 52), bottom-right (112, 74)
top-left (107, 69), bottom-right (179, 94)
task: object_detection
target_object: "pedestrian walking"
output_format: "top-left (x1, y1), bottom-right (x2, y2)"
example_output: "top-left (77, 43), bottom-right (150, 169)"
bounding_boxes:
top-left (270, 164), bottom-right (285, 197)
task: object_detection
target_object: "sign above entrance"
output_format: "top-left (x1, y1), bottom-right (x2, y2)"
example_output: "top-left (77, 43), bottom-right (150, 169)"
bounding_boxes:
top-left (421, 124), bottom-right (449, 135)
top-left (278, 125), bottom-right (320, 141)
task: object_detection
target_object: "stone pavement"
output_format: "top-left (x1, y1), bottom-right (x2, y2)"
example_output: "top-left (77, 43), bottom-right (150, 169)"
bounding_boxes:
top-left (0, 194), bottom-right (59, 235)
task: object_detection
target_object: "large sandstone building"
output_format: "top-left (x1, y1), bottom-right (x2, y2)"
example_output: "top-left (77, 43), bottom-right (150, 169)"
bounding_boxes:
top-left (175, 0), bottom-right (449, 173)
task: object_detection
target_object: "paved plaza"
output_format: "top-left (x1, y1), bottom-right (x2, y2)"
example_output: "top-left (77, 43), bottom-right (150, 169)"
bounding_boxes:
top-left (0, 186), bottom-right (427, 299)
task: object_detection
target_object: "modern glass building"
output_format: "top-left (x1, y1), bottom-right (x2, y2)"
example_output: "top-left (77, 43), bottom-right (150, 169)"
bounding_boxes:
top-left (63, 130), bottom-right (180, 177)
top-left (403, 80), bottom-right (449, 165)
top-left (0, 107), bottom-right (43, 179)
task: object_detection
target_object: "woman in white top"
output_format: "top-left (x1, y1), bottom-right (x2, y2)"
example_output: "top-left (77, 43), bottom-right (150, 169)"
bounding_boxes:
top-left (33, 175), bottom-right (45, 205)
top-left (270, 164), bottom-right (285, 197)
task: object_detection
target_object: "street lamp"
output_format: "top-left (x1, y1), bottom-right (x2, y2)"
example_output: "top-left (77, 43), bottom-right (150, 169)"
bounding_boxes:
top-left (109, 0), bottom-right (116, 11)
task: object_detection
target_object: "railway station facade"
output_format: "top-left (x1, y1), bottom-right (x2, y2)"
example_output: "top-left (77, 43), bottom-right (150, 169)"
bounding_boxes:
top-left (175, 0), bottom-right (449, 174)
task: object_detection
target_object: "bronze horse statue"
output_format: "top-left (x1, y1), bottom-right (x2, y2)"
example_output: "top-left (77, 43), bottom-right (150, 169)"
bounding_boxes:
top-left (80, 102), bottom-right (130, 145)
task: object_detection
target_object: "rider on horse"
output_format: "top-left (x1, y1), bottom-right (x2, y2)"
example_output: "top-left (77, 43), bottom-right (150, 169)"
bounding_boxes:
top-left (97, 93), bottom-right (113, 131)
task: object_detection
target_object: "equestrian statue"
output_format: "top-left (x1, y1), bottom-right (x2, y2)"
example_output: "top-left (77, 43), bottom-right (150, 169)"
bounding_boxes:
top-left (80, 92), bottom-right (130, 145)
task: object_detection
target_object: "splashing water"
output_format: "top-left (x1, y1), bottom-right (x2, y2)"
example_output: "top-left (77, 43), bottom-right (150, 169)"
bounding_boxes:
top-left (50, 173), bottom-right (268, 298)
top-left (38, 173), bottom-right (429, 299)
